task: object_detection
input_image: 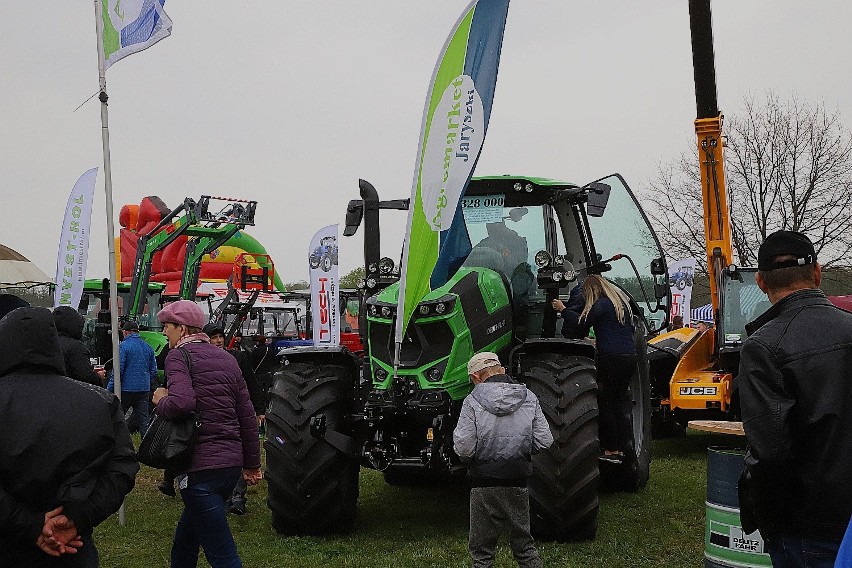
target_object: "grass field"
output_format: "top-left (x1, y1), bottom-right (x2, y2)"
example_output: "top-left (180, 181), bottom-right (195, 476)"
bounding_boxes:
top-left (94, 432), bottom-right (726, 567)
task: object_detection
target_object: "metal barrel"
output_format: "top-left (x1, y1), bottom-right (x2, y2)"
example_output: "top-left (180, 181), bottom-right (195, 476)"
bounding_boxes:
top-left (704, 447), bottom-right (772, 568)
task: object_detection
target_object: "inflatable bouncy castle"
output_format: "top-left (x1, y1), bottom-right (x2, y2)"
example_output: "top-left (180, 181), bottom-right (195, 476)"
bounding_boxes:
top-left (116, 196), bottom-right (285, 294)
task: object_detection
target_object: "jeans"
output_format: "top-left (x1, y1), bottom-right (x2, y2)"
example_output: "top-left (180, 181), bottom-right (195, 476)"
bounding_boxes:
top-left (171, 470), bottom-right (242, 568)
top-left (765, 533), bottom-right (840, 568)
top-left (120, 391), bottom-right (150, 439)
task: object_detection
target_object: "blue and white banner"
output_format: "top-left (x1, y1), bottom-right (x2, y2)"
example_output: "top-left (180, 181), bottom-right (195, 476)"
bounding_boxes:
top-left (668, 257), bottom-right (696, 327)
top-left (308, 224), bottom-right (340, 346)
top-left (54, 168), bottom-right (98, 308)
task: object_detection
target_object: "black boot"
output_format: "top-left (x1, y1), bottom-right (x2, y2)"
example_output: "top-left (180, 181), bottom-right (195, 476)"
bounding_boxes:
top-left (158, 469), bottom-right (176, 497)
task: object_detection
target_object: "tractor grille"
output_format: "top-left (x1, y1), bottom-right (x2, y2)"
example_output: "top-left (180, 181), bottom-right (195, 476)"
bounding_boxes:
top-left (368, 319), bottom-right (454, 369)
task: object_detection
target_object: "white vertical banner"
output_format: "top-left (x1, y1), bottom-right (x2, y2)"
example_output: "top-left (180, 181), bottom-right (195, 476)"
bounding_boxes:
top-left (54, 168), bottom-right (98, 308)
top-left (308, 224), bottom-right (340, 346)
top-left (668, 257), bottom-right (697, 327)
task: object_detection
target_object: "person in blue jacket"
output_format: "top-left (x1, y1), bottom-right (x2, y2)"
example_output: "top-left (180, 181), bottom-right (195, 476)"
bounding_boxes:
top-left (106, 321), bottom-right (158, 438)
top-left (552, 274), bottom-right (637, 463)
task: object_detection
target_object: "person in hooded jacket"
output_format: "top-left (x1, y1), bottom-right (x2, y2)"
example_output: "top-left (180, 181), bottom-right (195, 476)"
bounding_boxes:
top-left (52, 306), bottom-right (104, 387)
top-left (453, 352), bottom-right (553, 568)
top-left (0, 303), bottom-right (138, 567)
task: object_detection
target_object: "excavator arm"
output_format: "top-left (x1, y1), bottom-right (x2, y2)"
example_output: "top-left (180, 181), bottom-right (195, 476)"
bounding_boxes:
top-left (690, 0), bottom-right (734, 326)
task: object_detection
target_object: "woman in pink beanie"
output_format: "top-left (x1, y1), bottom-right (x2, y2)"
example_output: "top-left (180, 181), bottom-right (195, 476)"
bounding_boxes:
top-left (153, 300), bottom-right (261, 567)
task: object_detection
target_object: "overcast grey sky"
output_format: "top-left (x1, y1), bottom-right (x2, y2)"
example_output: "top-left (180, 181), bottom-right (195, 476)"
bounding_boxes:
top-left (2, 2), bottom-right (851, 283)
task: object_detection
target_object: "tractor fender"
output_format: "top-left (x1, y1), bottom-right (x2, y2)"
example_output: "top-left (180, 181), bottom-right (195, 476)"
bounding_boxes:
top-left (510, 338), bottom-right (596, 368)
top-left (276, 344), bottom-right (361, 367)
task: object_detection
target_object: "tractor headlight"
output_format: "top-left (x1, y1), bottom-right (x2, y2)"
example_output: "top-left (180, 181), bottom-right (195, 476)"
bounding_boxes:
top-left (554, 254), bottom-right (565, 266)
top-left (357, 279), bottom-right (366, 290)
top-left (366, 278), bottom-right (377, 289)
top-left (552, 271), bottom-right (563, 282)
top-left (525, 183), bottom-right (534, 193)
top-left (564, 270), bottom-right (577, 282)
top-left (368, 304), bottom-right (378, 316)
top-left (375, 368), bottom-right (388, 381)
top-left (513, 182), bottom-right (523, 192)
top-left (534, 250), bottom-right (552, 268)
top-left (379, 257), bottom-right (395, 275)
top-left (435, 302), bottom-right (447, 315)
top-left (418, 305), bottom-right (430, 316)
top-left (381, 306), bottom-right (391, 317)
top-left (426, 367), bottom-right (443, 382)
top-left (368, 263), bottom-right (378, 274)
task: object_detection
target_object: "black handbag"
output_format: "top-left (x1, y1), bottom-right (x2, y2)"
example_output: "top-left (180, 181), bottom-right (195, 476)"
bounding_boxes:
top-left (138, 347), bottom-right (200, 470)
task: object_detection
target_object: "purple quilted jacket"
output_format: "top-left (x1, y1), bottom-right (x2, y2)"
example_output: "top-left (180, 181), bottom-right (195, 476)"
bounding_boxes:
top-left (156, 341), bottom-right (261, 473)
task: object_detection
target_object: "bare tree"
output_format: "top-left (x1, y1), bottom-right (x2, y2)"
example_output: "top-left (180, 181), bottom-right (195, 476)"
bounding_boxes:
top-left (642, 92), bottom-right (852, 272)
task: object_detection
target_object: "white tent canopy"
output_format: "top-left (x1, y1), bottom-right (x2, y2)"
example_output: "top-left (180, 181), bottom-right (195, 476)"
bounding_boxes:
top-left (0, 244), bottom-right (51, 286)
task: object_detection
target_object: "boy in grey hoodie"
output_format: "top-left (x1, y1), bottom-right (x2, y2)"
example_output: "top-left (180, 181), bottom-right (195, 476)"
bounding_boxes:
top-left (453, 352), bottom-right (553, 568)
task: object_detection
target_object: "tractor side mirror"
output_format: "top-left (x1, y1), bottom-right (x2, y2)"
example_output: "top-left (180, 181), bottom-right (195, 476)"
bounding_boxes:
top-left (650, 257), bottom-right (666, 275)
top-left (585, 182), bottom-right (611, 217)
top-left (343, 200), bottom-right (363, 237)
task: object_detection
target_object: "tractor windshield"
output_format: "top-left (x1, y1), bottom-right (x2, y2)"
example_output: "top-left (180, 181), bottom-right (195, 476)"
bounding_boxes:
top-left (719, 268), bottom-right (769, 347)
top-left (461, 198), bottom-right (547, 308)
top-left (584, 174), bottom-right (668, 331)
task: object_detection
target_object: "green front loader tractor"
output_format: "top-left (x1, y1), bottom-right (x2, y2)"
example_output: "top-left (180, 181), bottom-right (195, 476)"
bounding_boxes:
top-left (265, 174), bottom-right (669, 541)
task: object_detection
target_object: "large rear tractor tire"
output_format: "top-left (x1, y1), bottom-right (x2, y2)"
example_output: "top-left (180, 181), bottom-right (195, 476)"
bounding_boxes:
top-left (265, 361), bottom-right (359, 535)
top-left (521, 353), bottom-right (599, 541)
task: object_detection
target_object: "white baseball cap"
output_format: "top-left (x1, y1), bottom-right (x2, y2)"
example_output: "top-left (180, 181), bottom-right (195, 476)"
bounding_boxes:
top-left (467, 352), bottom-right (501, 375)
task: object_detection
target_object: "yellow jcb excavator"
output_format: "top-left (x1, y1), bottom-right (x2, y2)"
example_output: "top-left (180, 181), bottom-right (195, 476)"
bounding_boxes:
top-left (648, 0), bottom-right (770, 432)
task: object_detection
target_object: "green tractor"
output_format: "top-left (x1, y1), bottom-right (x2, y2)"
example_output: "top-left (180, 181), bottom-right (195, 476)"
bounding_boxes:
top-left (265, 174), bottom-right (669, 541)
top-left (79, 278), bottom-right (169, 369)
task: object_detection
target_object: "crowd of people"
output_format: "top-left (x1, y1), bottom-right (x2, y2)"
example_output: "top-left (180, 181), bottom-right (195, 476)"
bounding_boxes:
top-left (0, 296), bottom-right (267, 567)
top-left (2, 229), bottom-right (852, 568)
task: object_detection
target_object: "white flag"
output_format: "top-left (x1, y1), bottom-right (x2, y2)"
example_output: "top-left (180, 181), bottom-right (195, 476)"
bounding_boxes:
top-left (668, 257), bottom-right (697, 327)
top-left (100, 0), bottom-right (172, 71)
top-left (308, 224), bottom-right (340, 346)
top-left (54, 169), bottom-right (98, 308)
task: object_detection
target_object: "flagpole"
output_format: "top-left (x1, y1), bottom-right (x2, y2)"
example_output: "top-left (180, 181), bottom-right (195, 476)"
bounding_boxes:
top-left (94, 0), bottom-right (125, 526)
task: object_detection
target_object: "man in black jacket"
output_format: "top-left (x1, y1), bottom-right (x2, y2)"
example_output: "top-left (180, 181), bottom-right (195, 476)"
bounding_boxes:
top-left (0, 305), bottom-right (138, 566)
top-left (52, 306), bottom-right (104, 387)
top-left (738, 230), bottom-right (852, 568)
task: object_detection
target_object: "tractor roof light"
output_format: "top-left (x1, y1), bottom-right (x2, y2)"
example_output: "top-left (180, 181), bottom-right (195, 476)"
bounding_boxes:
top-left (554, 254), bottom-right (565, 266)
top-left (534, 250), bottom-right (552, 268)
top-left (525, 183), bottom-right (534, 193)
top-left (366, 278), bottom-right (377, 289)
top-left (368, 263), bottom-right (378, 274)
top-left (513, 182), bottom-right (523, 192)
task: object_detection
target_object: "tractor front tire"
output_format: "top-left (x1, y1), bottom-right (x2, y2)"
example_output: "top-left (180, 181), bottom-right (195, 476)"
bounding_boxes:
top-left (265, 361), bottom-right (359, 535)
top-left (521, 353), bottom-right (599, 541)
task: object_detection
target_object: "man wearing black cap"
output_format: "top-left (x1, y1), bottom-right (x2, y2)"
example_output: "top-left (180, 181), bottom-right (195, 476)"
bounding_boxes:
top-left (106, 320), bottom-right (157, 438)
top-left (737, 230), bottom-right (852, 567)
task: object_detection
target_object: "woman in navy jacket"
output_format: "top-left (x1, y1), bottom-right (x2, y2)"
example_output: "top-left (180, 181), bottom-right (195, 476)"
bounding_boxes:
top-left (553, 275), bottom-right (637, 462)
